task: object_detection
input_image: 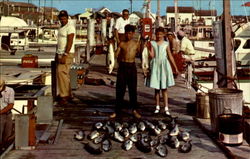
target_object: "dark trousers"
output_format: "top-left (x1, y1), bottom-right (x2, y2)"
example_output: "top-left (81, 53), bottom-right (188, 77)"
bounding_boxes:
top-left (0, 112), bottom-right (12, 146)
top-left (116, 62), bottom-right (137, 113)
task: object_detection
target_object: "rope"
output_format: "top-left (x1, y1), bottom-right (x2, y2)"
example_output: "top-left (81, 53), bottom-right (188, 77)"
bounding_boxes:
top-left (213, 69), bottom-right (239, 90)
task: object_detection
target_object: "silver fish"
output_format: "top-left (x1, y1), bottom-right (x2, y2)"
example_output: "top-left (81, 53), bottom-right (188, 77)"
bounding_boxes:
top-left (149, 137), bottom-right (159, 147)
top-left (170, 124), bottom-right (179, 136)
top-left (159, 135), bottom-right (170, 144)
top-left (95, 122), bottom-right (103, 130)
top-left (169, 136), bottom-right (180, 148)
top-left (114, 122), bottom-right (122, 131)
top-left (122, 122), bottom-right (129, 128)
top-left (89, 130), bottom-right (99, 140)
top-left (101, 139), bottom-right (112, 152)
top-left (129, 134), bottom-right (138, 143)
top-left (122, 140), bottom-right (133, 151)
top-left (129, 123), bottom-right (137, 134)
top-left (153, 126), bottom-right (161, 136)
top-left (179, 140), bottom-right (192, 153)
top-left (104, 124), bottom-right (114, 135)
top-left (180, 131), bottom-right (190, 141)
top-left (84, 142), bottom-right (102, 155)
top-left (114, 131), bottom-right (124, 142)
top-left (120, 128), bottom-right (130, 138)
top-left (158, 120), bottom-right (167, 130)
top-left (93, 134), bottom-right (105, 144)
top-left (145, 121), bottom-right (155, 129)
top-left (74, 130), bottom-right (85, 141)
top-left (137, 137), bottom-right (152, 153)
top-left (141, 133), bottom-right (151, 142)
top-left (138, 121), bottom-right (146, 132)
top-left (156, 144), bottom-right (168, 157)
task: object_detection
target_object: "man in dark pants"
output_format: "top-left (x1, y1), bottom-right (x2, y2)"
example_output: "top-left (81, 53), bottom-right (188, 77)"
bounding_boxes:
top-left (0, 79), bottom-right (14, 150)
top-left (110, 24), bottom-right (141, 119)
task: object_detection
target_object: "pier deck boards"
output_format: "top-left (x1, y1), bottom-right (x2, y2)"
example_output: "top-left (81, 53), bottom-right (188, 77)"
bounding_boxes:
top-left (3, 54), bottom-right (228, 159)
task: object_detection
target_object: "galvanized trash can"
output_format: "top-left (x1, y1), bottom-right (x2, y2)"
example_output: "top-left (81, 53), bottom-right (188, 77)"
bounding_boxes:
top-left (208, 88), bottom-right (243, 133)
top-left (196, 93), bottom-right (210, 119)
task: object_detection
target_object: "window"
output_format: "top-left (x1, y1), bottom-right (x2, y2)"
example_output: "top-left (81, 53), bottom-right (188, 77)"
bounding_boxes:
top-left (209, 42), bottom-right (214, 47)
top-left (234, 39), bottom-right (241, 51)
top-left (243, 39), bottom-right (250, 49)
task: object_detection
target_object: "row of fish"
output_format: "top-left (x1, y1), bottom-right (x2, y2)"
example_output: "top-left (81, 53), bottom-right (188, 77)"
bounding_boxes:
top-left (74, 118), bottom-right (192, 157)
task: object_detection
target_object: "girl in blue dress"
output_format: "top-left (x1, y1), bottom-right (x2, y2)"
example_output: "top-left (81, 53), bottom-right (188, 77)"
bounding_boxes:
top-left (145, 27), bottom-right (179, 115)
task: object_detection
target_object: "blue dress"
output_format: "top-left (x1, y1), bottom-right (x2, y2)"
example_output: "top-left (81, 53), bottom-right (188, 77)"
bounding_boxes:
top-left (145, 41), bottom-right (175, 89)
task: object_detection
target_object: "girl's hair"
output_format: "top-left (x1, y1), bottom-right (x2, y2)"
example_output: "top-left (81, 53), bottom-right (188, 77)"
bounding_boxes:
top-left (155, 27), bottom-right (165, 33)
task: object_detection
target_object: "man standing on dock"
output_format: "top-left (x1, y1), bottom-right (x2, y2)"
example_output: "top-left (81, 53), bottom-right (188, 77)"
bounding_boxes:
top-left (56, 10), bottom-right (76, 105)
top-left (114, 9), bottom-right (130, 44)
top-left (0, 79), bottom-right (14, 150)
top-left (177, 30), bottom-right (195, 61)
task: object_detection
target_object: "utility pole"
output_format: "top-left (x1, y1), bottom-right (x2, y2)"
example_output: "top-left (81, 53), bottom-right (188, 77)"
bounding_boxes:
top-left (130, 0), bottom-right (132, 13)
top-left (156, 0), bottom-right (161, 27)
top-left (174, 0), bottom-right (179, 32)
top-left (222, 0), bottom-right (234, 88)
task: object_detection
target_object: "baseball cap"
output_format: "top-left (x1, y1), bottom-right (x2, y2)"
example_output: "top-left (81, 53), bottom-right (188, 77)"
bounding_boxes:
top-left (58, 10), bottom-right (68, 18)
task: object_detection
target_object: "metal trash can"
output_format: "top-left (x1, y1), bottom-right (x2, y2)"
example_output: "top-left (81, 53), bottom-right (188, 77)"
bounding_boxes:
top-left (208, 88), bottom-right (243, 133)
top-left (196, 93), bottom-right (210, 119)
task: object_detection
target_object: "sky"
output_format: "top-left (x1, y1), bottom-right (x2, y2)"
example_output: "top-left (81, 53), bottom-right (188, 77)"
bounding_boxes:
top-left (13, 0), bottom-right (250, 16)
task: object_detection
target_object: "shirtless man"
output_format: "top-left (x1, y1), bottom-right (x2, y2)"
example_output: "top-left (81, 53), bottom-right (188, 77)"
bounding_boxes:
top-left (110, 24), bottom-right (141, 119)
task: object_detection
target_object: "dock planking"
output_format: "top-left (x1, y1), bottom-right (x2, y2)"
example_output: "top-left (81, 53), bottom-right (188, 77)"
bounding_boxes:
top-left (3, 54), bottom-right (228, 159)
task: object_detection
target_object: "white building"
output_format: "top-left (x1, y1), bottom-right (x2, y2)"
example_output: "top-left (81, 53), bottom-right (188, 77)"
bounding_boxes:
top-left (166, 7), bottom-right (217, 26)
top-left (129, 11), bottom-right (143, 26)
top-left (194, 10), bottom-right (217, 26)
top-left (166, 7), bottom-right (195, 25)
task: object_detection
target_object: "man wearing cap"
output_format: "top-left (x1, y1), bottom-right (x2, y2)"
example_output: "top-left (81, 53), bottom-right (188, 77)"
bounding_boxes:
top-left (166, 31), bottom-right (179, 54)
top-left (0, 79), bottom-right (14, 149)
top-left (56, 10), bottom-right (76, 104)
top-left (176, 30), bottom-right (195, 61)
top-left (114, 9), bottom-right (130, 44)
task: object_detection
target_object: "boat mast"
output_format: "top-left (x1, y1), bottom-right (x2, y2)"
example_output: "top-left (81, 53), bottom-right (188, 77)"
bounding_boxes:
top-left (174, 0), bottom-right (179, 32)
top-left (146, 0), bottom-right (151, 18)
top-left (156, 0), bottom-right (161, 27)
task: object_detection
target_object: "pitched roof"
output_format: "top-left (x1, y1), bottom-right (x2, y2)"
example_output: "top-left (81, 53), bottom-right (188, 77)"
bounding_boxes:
top-left (195, 10), bottom-right (217, 16)
top-left (132, 11), bottom-right (143, 18)
top-left (1, 1), bottom-right (37, 8)
top-left (166, 6), bottom-right (195, 13)
top-left (43, 7), bottom-right (59, 12)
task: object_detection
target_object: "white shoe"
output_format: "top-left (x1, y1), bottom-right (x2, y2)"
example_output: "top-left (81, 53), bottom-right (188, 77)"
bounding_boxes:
top-left (164, 107), bottom-right (170, 115)
top-left (154, 105), bottom-right (160, 113)
top-left (165, 110), bottom-right (170, 115)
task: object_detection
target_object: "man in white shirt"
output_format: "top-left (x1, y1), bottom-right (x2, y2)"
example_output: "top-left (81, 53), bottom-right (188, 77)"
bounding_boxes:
top-left (56, 10), bottom-right (76, 104)
top-left (114, 9), bottom-right (130, 44)
top-left (0, 79), bottom-right (14, 150)
top-left (177, 30), bottom-right (195, 61)
top-left (177, 30), bottom-right (195, 89)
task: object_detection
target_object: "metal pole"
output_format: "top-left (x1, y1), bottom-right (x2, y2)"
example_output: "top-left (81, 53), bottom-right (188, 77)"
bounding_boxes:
top-left (174, 0), bottom-right (179, 32)
top-left (223, 0), bottom-right (234, 88)
top-left (156, 0), bottom-right (161, 27)
top-left (130, 0), bottom-right (132, 13)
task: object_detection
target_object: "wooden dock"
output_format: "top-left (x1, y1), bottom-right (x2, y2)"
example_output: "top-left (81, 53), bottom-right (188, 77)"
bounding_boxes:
top-left (3, 54), bottom-right (229, 159)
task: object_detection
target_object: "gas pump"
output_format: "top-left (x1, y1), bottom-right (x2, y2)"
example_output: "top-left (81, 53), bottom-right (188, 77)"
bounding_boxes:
top-left (140, 18), bottom-right (153, 40)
